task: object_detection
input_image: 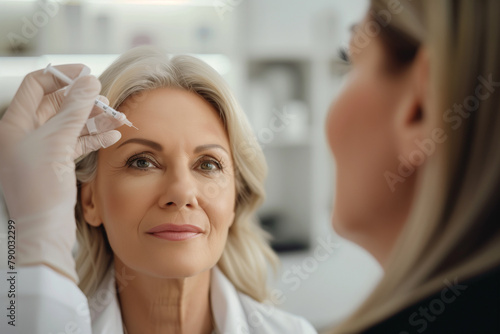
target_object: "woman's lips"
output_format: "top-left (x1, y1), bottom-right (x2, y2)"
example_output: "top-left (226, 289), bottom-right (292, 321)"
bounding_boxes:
top-left (147, 224), bottom-right (203, 241)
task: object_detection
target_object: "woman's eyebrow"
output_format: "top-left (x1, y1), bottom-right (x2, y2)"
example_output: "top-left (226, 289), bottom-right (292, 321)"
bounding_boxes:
top-left (116, 139), bottom-right (229, 155)
top-left (194, 144), bottom-right (229, 155)
top-left (117, 138), bottom-right (163, 151)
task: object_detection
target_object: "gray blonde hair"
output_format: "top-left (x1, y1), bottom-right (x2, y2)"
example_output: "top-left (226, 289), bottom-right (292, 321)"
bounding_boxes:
top-left (333, 0), bottom-right (500, 332)
top-left (75, 46), bottom-right (278, 302)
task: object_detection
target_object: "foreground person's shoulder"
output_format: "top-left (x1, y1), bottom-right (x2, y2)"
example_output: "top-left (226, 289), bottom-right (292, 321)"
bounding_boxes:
top-left (363, 264), bottom-right (500, 334)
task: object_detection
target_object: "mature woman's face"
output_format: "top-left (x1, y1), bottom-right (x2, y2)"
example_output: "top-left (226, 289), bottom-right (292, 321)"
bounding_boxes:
top-left (82, 87), bottom-right (236, 278)
top-left (326, 17), bottom-right (422, 263)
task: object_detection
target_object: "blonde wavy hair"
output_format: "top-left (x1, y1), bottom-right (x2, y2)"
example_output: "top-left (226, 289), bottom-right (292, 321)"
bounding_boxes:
top-left (332, 0), bottom-right (500, 332)
top-left (75, 46), bottom-right (278, 302)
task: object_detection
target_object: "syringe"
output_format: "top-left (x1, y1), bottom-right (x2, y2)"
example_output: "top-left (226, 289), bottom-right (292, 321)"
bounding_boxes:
top-left (44, 63), bottom-right (138, 130)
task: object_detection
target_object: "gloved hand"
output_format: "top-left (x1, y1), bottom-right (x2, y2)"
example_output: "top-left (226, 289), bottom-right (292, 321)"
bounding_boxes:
top-left (0, 64), bottom-right (122, 283)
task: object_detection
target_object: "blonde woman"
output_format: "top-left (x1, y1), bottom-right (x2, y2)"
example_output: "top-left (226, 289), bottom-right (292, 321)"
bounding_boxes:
top-left (326, 0), bottom-right (500, 333)
top-left (0, 47), bottom-right (316, 333)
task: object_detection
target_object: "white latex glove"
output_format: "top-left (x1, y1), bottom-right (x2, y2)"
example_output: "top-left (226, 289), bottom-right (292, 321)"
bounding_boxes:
top-left (0, 64), bottom-right (122, 283)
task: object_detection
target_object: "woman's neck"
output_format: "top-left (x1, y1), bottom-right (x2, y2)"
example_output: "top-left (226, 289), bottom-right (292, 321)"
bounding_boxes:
top-left (114, 258), bottom-right (214, 334)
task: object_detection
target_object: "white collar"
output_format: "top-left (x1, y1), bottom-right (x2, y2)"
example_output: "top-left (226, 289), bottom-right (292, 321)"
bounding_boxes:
top-left (210, 266), bottom-right (250, 333)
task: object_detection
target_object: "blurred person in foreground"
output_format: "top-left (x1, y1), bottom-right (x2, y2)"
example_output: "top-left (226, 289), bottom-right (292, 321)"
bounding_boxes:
top-left (325, 0), bottom-right (500, 333)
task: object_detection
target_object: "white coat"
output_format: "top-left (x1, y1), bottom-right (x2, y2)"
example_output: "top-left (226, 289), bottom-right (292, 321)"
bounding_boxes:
top-left (0, 265), bottom-right (317, 334)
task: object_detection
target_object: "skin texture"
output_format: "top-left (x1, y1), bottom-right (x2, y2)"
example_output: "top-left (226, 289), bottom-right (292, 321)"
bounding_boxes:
top-left (80, 87), bottom-right (236, 334)
top-left (326, 17), bottom-right (430, 266)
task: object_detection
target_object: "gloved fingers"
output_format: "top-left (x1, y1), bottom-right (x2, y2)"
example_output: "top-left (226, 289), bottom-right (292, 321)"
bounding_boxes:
top-left (80, 109), bottom-right (126, 137)
top-left (74, 130), bottom-right (122, 159)
top-left (35, 89), bottom-right (65, 128)
top-left (44, 75), bottom-right (101, 144)
top-left (38, 92), bottom-right (109, 130)
top-left (31, 67), bottom-right (97, 127)
top-left (1, 64), bottom-right (89, 133)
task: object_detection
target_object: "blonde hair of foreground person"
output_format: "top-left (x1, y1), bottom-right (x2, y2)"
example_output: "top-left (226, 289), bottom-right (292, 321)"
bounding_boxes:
top-left (74, 46), bottom-right (278, 302)
top-left (331, 0), bottom-right (500, 333)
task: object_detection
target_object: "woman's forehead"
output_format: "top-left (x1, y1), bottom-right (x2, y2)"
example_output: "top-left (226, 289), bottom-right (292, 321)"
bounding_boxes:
top-left (115, 87), bottom-right (231, 154)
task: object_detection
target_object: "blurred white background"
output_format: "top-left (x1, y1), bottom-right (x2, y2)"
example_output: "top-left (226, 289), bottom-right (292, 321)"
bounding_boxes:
top-left (0, 0), bottom-right (382, 331)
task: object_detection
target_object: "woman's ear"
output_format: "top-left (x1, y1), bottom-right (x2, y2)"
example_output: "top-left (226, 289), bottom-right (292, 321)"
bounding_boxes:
top-left (80, 182), bottom-right (102, 227)
top-left (394, 47), bottom-right (432, 161)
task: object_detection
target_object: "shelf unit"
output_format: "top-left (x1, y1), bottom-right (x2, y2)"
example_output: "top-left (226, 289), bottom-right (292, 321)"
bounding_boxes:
top-left (238, 48), bottom-right (351, 252)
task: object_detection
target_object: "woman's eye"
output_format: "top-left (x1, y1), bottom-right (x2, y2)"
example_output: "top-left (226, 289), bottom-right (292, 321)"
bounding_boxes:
top-left (126, 155), bottom-right (157, 170)
top-left (132, 159), bottom-right (152, 169)
top-left (199, 159), bottom-right (221, 172)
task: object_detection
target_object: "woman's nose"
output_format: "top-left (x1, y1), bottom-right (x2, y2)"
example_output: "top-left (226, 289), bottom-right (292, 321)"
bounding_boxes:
top-left (158, 169), bottom-right (199, 209)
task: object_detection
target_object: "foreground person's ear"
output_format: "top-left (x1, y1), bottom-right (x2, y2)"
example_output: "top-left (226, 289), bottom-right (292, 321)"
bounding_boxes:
top-left (80, 181), bottom-right (103, 227)
top-left (394, 47), bottom-right (432, 163)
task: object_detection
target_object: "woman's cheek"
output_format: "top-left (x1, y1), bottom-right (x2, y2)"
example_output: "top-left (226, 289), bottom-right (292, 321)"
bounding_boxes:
top-left (98, 173), bottom-right (157, 227)
top-left (326, 71), bottom-right (384, 231)
top-left (326, 75), bottom-right (361, 159)
top-left (198, 175), bottom-right (236, 230)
